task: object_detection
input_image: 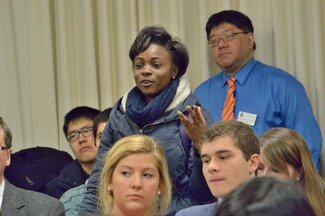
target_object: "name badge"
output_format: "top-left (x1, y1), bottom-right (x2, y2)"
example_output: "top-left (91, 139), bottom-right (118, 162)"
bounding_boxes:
top-left (237, 111), bottom-right (257, 126)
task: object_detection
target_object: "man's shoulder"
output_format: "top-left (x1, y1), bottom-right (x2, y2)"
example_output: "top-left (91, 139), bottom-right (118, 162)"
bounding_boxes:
top-left (4, 181), bottom-right (64, 214)
top-left (55, 159), bottom-right (86, 178)
top-left (254, 60), bottom-right (295, 78)
top-left (198, 73), bottom-right (223, 86)
top-left (176, 202), bottom-right (218, 216)
top-left (195, 73), bottom-right (223, 94)
top-left (60, 183), bottom-right (86, 202)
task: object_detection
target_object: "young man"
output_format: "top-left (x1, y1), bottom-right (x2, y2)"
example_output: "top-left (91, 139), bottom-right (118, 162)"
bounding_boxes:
top-left (60, 107), bottom-right (112, 215)
top-left (194, 10), bottom-right (322, 168)
top-left (45, 106), bottom-right (100, 198)
top-left (176, 120), bottom-right (260, 215)
top-left (0, 117), bottom-right (65, 215)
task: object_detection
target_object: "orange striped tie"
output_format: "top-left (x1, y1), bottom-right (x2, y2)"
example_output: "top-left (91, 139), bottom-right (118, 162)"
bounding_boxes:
top-left (222, 77), bottom-right (236, 121)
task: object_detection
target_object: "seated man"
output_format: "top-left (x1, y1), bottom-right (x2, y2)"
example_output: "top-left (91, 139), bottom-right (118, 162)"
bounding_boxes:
top-left (60, 108), bottom-right (111, 215)
top-left (45, 106), bottom-right (100, 198)
top-left (176, 120), bottom-right (260, 215)
top-left (0, 117), bottom-right (65, 215)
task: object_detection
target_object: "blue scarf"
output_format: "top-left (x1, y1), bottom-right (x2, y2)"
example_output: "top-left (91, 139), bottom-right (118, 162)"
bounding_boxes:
top-left (126, 79), bottom-right (179, 128)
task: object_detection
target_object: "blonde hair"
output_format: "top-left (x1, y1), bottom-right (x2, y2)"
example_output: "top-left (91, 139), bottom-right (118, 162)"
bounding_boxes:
top-left (259, 128), bottom-right (325, 216)
top-left (99, 135), bottom-right (172, 216)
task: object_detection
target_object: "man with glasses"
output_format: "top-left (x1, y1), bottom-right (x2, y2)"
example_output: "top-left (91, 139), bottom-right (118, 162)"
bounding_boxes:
top-left (45, 106), bottom-right (100, 198)
top-left (0, 117), bottom-right (65, 215)
top-left (190, 10), bottom-right (322, 169)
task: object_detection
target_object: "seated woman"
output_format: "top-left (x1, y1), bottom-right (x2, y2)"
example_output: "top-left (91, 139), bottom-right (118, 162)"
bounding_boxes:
top-left (98, 135), bottom-right (172, 216)
top-left (258, 128), bottom-right (325, 216)
top-left (215, 176), bottom-right (315, 216)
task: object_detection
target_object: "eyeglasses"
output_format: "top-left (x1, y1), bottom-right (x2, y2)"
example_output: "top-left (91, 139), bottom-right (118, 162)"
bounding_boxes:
top-left (208, 31), bottom-right (248, 47)
top-left (67, 126), bottom-right (93, 142)
top-left (0, 146), bottom-right (9, 151)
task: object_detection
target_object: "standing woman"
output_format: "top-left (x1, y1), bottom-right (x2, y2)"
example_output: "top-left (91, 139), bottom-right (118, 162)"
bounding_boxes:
top-left (258, 128), bottom-right (325, 216)
top-left (79, 25), bottom-right (214, 215)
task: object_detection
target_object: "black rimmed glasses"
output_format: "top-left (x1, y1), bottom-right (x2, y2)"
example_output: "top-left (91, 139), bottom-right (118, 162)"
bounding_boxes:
top-left (0, 146), bottom-right (10, 151)
top-left (208, 31), bottom-right (249, 47)
top-left (67, 126), bottom-right (93, 142)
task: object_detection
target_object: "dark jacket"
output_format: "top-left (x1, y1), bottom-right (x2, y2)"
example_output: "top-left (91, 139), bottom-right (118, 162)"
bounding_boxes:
top-left (45, 160), bottom-right (89, 199)
top-left (2, 179), bottom-right (65, 216)
top-left (80, 92), bottom-right (214, 216)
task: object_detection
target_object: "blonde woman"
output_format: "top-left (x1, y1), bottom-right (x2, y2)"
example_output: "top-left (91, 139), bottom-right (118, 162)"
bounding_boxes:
top-left (258, 128), bottom-right (325, 216)
top-left (99, 135), bottom-right (172, 216)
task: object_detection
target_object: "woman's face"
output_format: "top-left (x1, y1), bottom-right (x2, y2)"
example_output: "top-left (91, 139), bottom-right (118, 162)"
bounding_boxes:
top-left (258, 152), bottom-right (300, 181)
top-left (132, 44), bottom-right (178, 102)
top-left (109, 153), bottom-right (161, 216)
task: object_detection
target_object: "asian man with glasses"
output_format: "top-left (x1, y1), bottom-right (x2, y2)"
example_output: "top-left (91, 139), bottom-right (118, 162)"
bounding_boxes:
top-left (182, 9), bottom-right (322, 170)
top-left (45, 106), bottom-right (100, 199)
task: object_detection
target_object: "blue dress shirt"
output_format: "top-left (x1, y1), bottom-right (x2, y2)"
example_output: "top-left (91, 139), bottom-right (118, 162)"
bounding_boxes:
top-left (195, 58), bottom-right (322, 168)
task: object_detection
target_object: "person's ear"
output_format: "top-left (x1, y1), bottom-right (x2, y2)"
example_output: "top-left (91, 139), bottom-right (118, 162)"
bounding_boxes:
top-left (297, 167), bottom-right (304, 180)
top-left (171, 66), bottom-right (179, 79)
top-left (158, 182), bottom-right (164, 194)
top-left (6, 149), bottom-right (11, 167)
top-left (246, 32), bottom-right (255, 49)
top-left (248, 153), bottom-right (260, 175)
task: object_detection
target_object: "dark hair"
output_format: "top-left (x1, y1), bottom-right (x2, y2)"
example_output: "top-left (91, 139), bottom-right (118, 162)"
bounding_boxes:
top-left (129, 25), bottom-right (189, 78)
top-left (216, 176), bottom-right (316, 216)
top-left (63, 106), bottom-right (100, 139)
top-left (206, 10), bottom-right (256, 50)
top-left (0, 117), bottom-right (12, 148)
top-left (199, 120), bottom-right (259, 161)
top-left (93, 107), bottom-right (112, 143)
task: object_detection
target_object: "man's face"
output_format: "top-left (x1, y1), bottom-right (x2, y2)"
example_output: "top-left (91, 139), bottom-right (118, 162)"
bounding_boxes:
top-left (0, 129), bottom-right (11, 184)
top-left (95, 122), bottom-right (107, 149)
top-left (67, 118), bottom-right (97, 165)
top-left (201, 136), bottom-right (259, 198)
top-left (208, 23), bottom-right (255, 76)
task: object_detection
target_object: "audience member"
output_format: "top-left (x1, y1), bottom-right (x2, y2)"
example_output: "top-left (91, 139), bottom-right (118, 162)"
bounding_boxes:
top-left (258, 128), bottom-right (325, 216)
top-left (176, 120), bottom-right (260, 216)
top-left (0, 117), bottom-right (65, 215)
top-left (215, 176), bottom-right (316, 216)
top-left (60, 107), bottom-right (112, 215)
top-left (79, 25), bottom-right (214, 215)
top-left (99, 135), bottom-right (172, 216)
top-left (193, 9), bottom-right (322, 168)
top-left (45, 106), bottom-right (100, 198)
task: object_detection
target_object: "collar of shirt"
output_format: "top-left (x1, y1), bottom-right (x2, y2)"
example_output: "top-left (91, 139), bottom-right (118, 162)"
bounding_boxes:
top-left (222, 58), bottom-right (257, 86)
top-left (0, 180), bottom-right (5, 208)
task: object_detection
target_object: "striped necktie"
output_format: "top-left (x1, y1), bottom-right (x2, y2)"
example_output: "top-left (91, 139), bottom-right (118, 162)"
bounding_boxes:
top-left (222, 77), bottom-right (237, 121)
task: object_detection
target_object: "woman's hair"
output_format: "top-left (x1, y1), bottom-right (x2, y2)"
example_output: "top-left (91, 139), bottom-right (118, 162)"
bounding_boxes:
top-left (99, 135), bottom-right (172, 216)
top-left (259, 128), bottom-right (325, 216)
top-left (216, 176), bottom-right (315, 216)
top-left (129, 25), bottom-right (189, 79)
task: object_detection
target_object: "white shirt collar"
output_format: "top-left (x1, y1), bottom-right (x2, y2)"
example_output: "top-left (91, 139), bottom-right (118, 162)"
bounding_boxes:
top-left (0, 180), bottom-right (5, 208)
